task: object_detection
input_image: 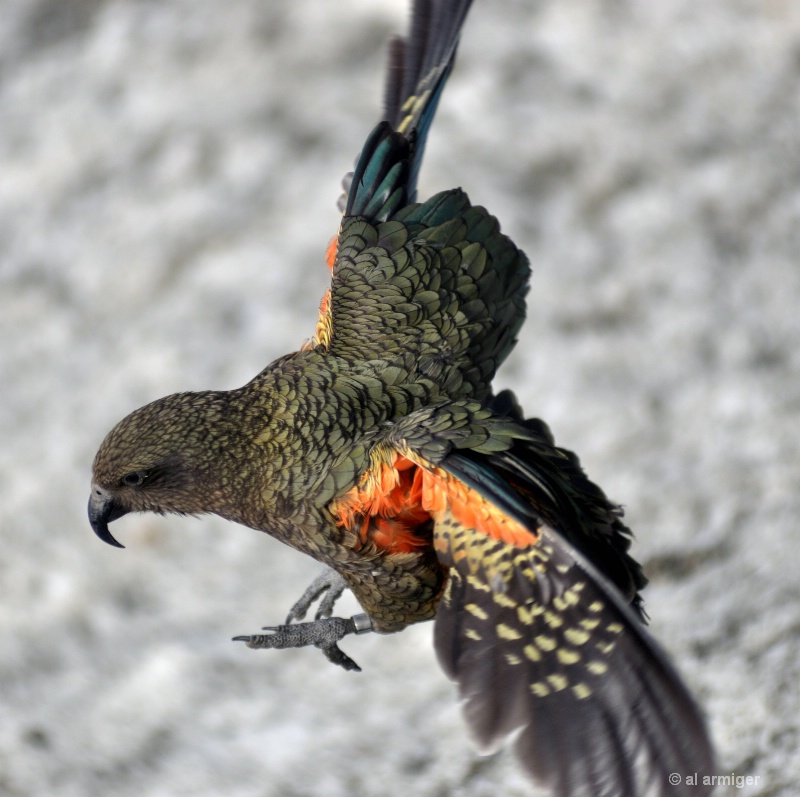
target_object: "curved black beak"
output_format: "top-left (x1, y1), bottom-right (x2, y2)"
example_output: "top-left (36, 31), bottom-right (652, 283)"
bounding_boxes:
top-left (88, 485), bottom-right (129, 548)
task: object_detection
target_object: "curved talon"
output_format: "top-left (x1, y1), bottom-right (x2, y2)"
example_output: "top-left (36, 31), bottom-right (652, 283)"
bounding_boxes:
top-left (285, 568), bottom-right (348, 624)
top-left (233, 614), bottom-right (372, 672)
top-left (315, 580), bottom-right (347, 620)
top-left (318, 643), bottom-right (361, 672)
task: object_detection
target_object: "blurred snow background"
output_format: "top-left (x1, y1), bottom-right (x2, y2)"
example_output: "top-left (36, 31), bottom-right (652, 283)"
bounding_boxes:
top-left (2, 0), bottom-right (800, 795)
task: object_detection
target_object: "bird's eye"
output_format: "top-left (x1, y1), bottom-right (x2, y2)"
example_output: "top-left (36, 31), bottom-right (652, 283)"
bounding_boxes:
top-left (121, 471), bottom-right (148, 488)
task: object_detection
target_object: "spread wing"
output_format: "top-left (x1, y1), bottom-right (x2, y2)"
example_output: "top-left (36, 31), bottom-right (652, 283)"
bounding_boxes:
top-left (306, 0), bottom-right (530, 402)
top-left (311, 0), bottom-right (530, 398)
top-left (432, 455), bottom-right (714, 796)
top-left (333, 399), bottom-right (715, 797)
top-left (316, 203), bottom-right (528, 405)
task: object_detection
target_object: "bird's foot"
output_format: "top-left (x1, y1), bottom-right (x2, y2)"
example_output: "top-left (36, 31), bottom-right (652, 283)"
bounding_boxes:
top-left (285, 568), bottom-right (348, 624)
top-left (233, 613), bottom-right (372, 672)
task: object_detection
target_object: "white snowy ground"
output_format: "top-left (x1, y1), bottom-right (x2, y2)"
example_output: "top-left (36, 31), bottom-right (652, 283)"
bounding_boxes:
top-left (2, 1), bottom-right (799, 795)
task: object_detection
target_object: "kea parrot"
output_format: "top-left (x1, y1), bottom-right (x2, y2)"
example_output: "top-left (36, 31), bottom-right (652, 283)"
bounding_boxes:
top-left (89, 0), bottom-right (715, 794)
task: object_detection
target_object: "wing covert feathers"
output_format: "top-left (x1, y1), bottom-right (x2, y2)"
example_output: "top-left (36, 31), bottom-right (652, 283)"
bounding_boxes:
top-left (322, 198), bottom-right (529, 403)
top-left (321, 0), bottom-right (529, 405)
top-left (333, 400), bottom-right (714, 796)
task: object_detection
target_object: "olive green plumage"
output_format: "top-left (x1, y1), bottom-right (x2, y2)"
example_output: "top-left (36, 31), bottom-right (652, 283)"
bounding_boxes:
top-left (325, 194), bottom-right (528, 390)
top-left (89, 1), bottom-right (715, 795)
top-left (90, 186), bottom-right (531, 629)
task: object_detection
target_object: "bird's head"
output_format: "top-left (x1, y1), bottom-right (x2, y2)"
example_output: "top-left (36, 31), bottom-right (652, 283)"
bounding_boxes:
top-left (89, 391), bottom-right (232, 548)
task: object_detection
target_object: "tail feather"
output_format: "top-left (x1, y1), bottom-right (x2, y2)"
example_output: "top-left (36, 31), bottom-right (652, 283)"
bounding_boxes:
top-left (346, 123), bottom-right (412, 221)
top-left (328, 1), bottom-right (527, 398)
top-left (343, 0), bottom-right (473, 219)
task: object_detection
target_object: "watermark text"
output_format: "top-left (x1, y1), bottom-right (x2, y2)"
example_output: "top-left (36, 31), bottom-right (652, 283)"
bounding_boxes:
top-left (669, 772), bottom-right (760, 789)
